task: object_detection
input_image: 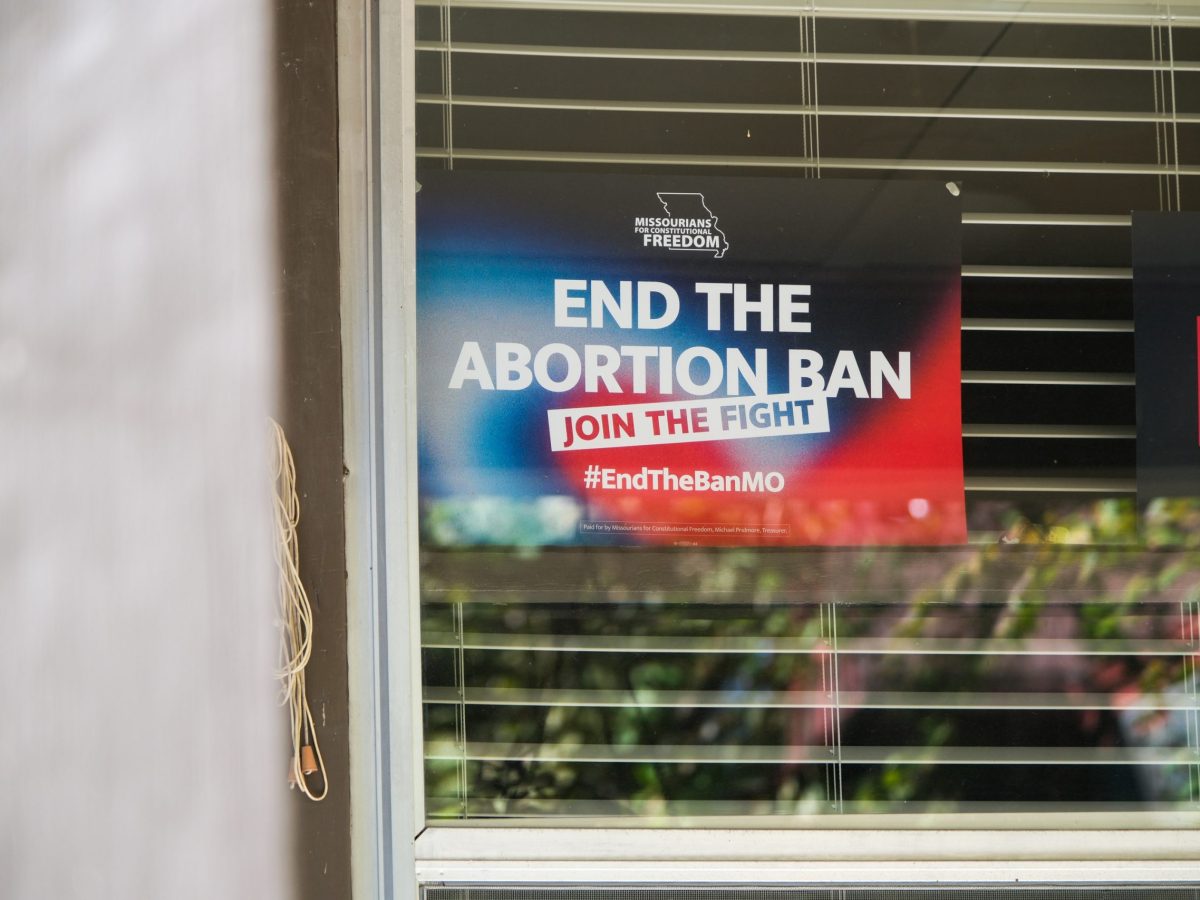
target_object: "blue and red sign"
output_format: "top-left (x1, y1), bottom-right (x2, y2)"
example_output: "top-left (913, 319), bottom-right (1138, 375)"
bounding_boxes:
top-left (417, 172), bottom-right (965, 546)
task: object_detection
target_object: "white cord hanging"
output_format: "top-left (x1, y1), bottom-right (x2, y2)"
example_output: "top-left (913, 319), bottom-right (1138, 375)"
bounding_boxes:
top-left (270, 418), bottom-right (328, 801)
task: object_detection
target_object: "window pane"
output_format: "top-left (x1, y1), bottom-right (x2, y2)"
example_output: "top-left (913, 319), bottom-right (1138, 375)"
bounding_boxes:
top-left (413, 2), bottom-right (1200, 825)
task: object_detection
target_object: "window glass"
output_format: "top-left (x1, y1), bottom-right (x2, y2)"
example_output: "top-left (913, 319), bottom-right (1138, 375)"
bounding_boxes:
top-left (413, 1), bottom-right (1200, 825)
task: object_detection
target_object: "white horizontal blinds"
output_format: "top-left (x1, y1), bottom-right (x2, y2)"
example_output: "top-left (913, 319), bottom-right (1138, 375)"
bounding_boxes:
top-left (420, 598), bottom-right (1200, 818)
top-left (413, 4), bottom-right (1200, 821)
top-left (420, 551), bottom-right (1200, 819)
top-left (413, 6), bottom-right (1198, 508)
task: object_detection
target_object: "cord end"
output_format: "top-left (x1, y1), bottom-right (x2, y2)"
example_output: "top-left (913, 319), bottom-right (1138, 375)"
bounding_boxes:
top-left (300, 745), bottom-right (318, 775)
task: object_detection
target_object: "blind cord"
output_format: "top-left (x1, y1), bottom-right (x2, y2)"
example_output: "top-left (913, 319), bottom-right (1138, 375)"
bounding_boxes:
top-left (443, 3), bottom-right (455, 170)
top-left (270, 418), bottom-right (328, 801)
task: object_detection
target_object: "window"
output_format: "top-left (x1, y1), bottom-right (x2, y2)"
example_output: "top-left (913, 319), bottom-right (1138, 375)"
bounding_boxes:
top-left (344, 0), bottom-right (1200, 892)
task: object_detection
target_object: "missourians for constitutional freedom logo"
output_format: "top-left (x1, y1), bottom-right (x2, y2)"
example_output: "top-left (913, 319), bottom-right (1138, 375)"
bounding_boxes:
top-left (634, 192), bottom-right (728, 258)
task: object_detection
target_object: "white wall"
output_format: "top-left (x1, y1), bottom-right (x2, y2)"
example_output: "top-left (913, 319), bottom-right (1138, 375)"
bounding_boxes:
top-left (0, 3), bottom-right (286, 897)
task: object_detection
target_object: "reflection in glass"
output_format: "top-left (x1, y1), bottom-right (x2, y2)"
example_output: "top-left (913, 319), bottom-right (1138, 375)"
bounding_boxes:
top-left (413, 3), bottom-right (1200, 824)
top-left (421, 505), bottom-right (1200, 820)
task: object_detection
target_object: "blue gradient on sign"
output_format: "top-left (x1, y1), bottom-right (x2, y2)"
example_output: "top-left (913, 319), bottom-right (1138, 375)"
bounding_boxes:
top-left (415, 202), bottom-right (866, 527)
top-left (419, 252), bottom-right (833, 499)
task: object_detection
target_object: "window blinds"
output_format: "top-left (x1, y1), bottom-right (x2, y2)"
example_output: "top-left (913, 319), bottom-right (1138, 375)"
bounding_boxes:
top-left (413, 1), bottom-right (1200, 822)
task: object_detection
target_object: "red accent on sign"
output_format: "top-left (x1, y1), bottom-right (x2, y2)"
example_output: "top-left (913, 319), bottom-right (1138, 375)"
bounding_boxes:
top-left (558, 292), bottom-right (966, 546)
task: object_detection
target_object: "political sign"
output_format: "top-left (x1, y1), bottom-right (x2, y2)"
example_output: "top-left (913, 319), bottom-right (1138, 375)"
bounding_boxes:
top-left (417, 172), bottom-right (965, 546)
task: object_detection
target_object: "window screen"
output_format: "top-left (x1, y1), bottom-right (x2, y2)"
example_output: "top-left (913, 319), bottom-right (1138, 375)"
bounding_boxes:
top-left (413, 0), bottom-right (1200, 823)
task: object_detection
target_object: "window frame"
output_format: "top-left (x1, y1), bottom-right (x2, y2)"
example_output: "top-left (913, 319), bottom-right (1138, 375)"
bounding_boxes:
top-left (340, 1), bottom-right (1200, 896)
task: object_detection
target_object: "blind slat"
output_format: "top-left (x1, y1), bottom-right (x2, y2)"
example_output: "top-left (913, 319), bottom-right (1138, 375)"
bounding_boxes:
top-left (964, 213), bottom-right (1132, 226)
top-left (426, 740), bottom-right (1199, 765)
top-left (422, 632), bottom-right (1191, 655)
top-left (962, 319), bottom-right (1133, 332)
top-left (418, 93), bottom-right (1200, 124)
top-left (429, 798), bottom-right (1200, 818)
top-left (415, 0), bottom-right (1200, 27)
top-left (961, 371), bottom-right (1134, 385)
top-left (962, 266), bottom-right (1133, 279)
top-left (415, 147), bottom-right (1200, 178)
top-left (425, 685), bottom-right (1196, 710)
top-left (963, 424), bottom-right (1135, 438)
top-left (417, 40), bottom-right (1200, 72)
